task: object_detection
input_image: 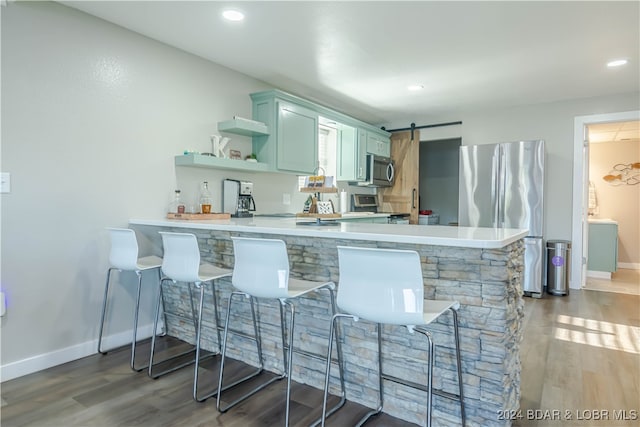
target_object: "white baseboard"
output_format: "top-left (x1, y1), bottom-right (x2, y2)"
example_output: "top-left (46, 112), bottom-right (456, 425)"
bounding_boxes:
top-left (618, 262), bottom-right (640, 270)
top-left (0, 324), bottom-right (156, 382)
top-left (587, 270), bottom-right (612, 279)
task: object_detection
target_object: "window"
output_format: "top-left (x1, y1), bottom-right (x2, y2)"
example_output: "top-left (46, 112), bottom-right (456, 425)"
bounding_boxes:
top-left (298, 118), bottom-right (338, 189)
top-left (318, 119), bottom-right (337, 178)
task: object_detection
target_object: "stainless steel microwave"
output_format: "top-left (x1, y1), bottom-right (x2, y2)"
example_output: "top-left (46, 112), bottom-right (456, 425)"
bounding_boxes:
top-left (365, 154), bottom-right (394, 187)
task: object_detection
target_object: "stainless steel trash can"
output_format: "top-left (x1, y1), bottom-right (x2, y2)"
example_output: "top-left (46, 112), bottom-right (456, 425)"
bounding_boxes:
top-left (546, 240), bottom-right (571, 296)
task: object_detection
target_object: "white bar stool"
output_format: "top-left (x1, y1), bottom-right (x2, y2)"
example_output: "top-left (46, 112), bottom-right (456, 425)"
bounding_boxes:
top-left (149, 232), bottom-right (231, 403)
top-left (216, 236), bottom-right (345, 426)
top-left (98, 227), bottom-right (163, 371)
top-left (320, 246), bottom-right (465, 427)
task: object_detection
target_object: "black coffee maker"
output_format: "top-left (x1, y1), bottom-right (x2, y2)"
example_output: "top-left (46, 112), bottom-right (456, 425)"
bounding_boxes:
top-left (222, 179), bottom-right (256, 217)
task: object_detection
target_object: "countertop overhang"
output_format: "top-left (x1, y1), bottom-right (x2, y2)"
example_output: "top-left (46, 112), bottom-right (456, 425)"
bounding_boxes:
top-left (130, 218), bottom-right (528, 249)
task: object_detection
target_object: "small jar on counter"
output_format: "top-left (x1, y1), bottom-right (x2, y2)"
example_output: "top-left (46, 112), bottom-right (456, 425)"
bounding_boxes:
top-left (169, 190), bottom-right (186, 214)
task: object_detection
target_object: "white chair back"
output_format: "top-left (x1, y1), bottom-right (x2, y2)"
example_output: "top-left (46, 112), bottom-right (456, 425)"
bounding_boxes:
top-left (107, 228), bottom-right (140, 271)
top-left (159, 232), bottom-right (201, 283)
top-left (231, 237), bottom-right (290, 299)
top-left (337, 246), bottom-right (425, 326)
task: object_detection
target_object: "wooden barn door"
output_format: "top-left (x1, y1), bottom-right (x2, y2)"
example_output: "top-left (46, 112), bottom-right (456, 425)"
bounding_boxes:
top-left (379, 130), bottom-right (420, 223)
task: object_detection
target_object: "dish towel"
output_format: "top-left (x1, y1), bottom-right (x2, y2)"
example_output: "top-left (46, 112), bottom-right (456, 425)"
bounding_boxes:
top-left (588, 181), bottom-right (598, 214)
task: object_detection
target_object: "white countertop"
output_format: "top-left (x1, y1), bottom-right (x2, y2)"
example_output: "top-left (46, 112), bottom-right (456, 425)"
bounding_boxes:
top-left (130, 217), bottom-right (528, 249)
top-left (337, 212), bottom-right (390, 219)
top-left (254, 212), bottom-right (391, 219)
top-left (588, 218), bottom-right (618, 225)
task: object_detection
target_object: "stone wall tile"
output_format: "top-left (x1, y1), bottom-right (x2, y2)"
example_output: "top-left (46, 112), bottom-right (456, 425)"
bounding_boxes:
top-left (134, 226), bottom-right (524, 427)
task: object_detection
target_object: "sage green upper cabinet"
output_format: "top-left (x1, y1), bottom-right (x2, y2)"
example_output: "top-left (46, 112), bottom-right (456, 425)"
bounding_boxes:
top-left (336, 125), bottom-right (367, 182)
top-left (366, 131), bottom-right (391, 157)
top-left (251, 91), bottom-right (318, 175)
top-left (277, 102), bottom-right (318, 173)
top-left (250, 89), bottom-right (389, 175)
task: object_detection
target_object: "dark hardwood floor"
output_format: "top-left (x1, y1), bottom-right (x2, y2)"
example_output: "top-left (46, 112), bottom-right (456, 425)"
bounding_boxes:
top-left (0, 336), bottom-right (413, 427)
top-left (2, 289), bottom-right (638, 426)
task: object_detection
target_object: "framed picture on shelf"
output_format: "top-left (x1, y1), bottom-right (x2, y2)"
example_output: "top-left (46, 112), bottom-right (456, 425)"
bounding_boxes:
top-left (229, 149), bottom-right (241, 160)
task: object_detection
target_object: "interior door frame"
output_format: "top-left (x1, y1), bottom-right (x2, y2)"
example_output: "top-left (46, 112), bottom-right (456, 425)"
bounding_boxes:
top-left (571, 110), bottom-right (640, 289)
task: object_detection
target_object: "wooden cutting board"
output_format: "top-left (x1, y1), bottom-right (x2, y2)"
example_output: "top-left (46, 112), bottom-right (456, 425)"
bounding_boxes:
top-left (166, 213), bottom-right (231, 220)
top-left (295, 213), bottom-right (342, 219)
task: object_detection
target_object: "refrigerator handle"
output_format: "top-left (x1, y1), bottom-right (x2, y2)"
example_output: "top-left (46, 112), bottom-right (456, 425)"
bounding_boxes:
top-left (498, 145), bottom-right (506, 227)
top-left (492, 147), bottom-right (500, 227)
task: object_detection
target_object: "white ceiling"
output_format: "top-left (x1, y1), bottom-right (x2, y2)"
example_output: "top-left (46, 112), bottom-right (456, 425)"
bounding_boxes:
top-left (60, 1), bottom-right (639, 126)
top-left (588, 120), bottom-right (640, 143)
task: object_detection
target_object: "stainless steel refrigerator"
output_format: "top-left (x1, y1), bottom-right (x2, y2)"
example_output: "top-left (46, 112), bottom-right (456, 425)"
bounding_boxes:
top-left (458, 140), bottom-right (545, 296)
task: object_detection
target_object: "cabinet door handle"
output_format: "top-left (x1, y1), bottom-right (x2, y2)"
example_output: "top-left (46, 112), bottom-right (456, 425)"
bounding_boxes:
top-left (412, 188), bottom-right (417, 209)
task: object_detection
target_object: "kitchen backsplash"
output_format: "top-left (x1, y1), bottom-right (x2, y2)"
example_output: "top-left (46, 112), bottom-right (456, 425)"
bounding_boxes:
top-left (174, 166), bottom-right (375, 214)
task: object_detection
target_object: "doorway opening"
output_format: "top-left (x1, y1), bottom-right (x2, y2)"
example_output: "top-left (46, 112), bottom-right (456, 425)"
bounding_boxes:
top-left (419, 138), bottom-right (461, 226)
top-left (572, 111), bottom-right (640, 292)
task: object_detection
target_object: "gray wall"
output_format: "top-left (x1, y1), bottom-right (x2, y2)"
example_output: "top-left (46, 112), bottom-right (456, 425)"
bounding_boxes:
top-left (0, 2), bottom-right (279, 378)
top-left (2, 1), bottom-right (639, 379)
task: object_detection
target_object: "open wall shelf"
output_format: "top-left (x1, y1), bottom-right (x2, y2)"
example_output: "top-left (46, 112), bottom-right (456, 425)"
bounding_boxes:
top-left (175, 154), bottom-right (271, 172)
top-left (217, 118), bottom-right (269, 136)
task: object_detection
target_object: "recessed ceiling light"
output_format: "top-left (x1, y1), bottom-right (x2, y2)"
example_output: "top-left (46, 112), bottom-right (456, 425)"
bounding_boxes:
top-left (222, 9), bottom-right (245, 22)
top-left (607, 59), bottom-right (628, 68)
top-left (407, 85), bottom-right (424, 91)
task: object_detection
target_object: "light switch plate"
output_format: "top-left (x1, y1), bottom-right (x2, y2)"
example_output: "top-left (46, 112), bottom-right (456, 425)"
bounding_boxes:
top-left (0, 173), bottom-right (10, 193)
top-left (282, 193), bottom-right (291, 205)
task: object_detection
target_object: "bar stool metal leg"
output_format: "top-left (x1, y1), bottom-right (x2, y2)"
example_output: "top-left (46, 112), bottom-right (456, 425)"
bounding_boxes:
top-left (148, 280), bottom-right (205, 378)
top-left (283, 301), bottom-right (295, 427)
top-left (129, 271), bottom-right (144, 371)
top-left (368, 324), bottom-right (386, 421)
top-left (148, 278), bottom-right (166, 377)
top-left (97, 267), bottom-right (116, 355)
top-left (326, 287), bottom-right (346, 415)
top-left (451, 307), bottom-right (466, 426)
top-left (193, 280), bottom-right (228, 401)
top-left (414, 329), bottom-right (435, 427)
top-left (354, 323), bottom-right (384, 426)
top-left (216, 292), bottom-right (282, 413)
top-left (159, 270), bottom-right (169, 337)
top-left (98, 266), bottom-right (160, 372)
top-left (320, 313), bottom-right (354, 427)
top-left (414, 307), bottom-right (466, 427)
top-left (311, 288), bottom-right (346, 427)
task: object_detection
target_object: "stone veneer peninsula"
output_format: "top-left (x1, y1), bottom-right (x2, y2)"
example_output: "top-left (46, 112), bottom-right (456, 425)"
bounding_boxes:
top-left (131, 217), bottom-right (527, 427)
